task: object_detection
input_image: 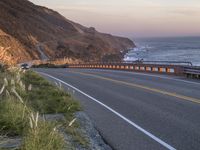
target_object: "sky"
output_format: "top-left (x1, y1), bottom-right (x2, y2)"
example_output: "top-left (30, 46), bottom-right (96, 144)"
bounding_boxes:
top-left (30, 0), bottom-right (200, 38)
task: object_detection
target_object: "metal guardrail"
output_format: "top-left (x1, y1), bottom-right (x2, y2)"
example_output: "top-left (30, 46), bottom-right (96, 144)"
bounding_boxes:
top-left (81, 61), bottom-right (193, 66)
top-left (122, 61), bottom-right (193, 66)
top-left (184, 67), bottom-right (200, 78)
top-left (68, 62), bottom-right (185, 75)
top-left (31, 59), bottom-right (200, 78)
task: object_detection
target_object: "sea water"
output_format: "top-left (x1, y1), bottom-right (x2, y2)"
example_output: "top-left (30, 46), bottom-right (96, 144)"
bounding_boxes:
top-left (124, 37), bottom-right (200, 66)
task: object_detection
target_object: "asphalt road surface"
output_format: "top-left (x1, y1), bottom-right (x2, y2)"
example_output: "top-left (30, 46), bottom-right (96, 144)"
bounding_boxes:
top-left (35, 68), bottom-right (200, 150)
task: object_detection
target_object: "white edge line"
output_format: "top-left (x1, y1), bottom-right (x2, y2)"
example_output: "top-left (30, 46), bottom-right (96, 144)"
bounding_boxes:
top-left (83, 69), bottom-right (200, 85)
top-left (39, 72), bottom-right (176, 150)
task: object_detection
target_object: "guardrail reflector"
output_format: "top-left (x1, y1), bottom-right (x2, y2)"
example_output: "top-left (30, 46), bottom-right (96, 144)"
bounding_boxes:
top-left (153, 67), bottom-right (158, 72)
top-left (135, 66), bottom-right (139, 70)
top-left (159, 68), bottom-right (166, 72)
top-left (140, 67), bottom-right (145, 70)
top-left (167, 68), bottom-right (175, 73)
top-left (146, 67), bottom-right (151, 71)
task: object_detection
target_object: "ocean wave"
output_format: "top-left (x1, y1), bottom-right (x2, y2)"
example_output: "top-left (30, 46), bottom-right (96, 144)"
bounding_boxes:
top-left (124, 37), bottom-right (200, 66)
top-left (132, 45), bottom-right (152, 52)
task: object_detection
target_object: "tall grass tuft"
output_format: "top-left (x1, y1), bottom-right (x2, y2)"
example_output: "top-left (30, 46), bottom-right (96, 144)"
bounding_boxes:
top-left (22, 120), bottom-right (65, 150)
top-left (0, 97), bottom-right (29, 136)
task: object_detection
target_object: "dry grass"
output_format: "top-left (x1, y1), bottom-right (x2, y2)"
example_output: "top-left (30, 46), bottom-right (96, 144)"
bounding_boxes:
top-left (22, 117), bottom-right (65, 150)
top-left (0, 97), bottom-right (29, 136)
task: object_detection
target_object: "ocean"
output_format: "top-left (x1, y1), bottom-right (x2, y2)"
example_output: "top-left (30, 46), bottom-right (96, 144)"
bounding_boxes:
top-left (124, 37), bottom-right (200, 66)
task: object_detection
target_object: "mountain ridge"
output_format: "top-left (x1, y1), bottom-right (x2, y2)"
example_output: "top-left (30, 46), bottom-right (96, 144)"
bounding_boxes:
top-left (0, 0), bottom-right (135, 65)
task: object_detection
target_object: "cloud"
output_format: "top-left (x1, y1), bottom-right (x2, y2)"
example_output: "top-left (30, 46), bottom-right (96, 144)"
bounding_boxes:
top-left (168, 7), bottom-right (200, 16)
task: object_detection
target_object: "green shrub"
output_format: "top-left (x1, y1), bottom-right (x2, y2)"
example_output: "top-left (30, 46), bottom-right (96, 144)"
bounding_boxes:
top-left (22, 71), bottom-right (80, 114)
top-left (32, 63), bottom-right (67, 68)
top-left (0, 64), bottom-right (5, 72)
top-left (0, 69), bottom-right (82, 149)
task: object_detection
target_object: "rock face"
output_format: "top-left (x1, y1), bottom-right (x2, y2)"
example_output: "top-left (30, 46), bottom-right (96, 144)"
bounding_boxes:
top-left (0, 0), bottom-right (135, 64)
top-left (74, 112), bottom-right (112, 150)
top-left (0, 136), bottom-right (22, 149)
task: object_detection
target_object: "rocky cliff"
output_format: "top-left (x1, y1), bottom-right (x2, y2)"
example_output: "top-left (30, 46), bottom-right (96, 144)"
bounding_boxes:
top-left (0, 0), bottom-right (135, 65)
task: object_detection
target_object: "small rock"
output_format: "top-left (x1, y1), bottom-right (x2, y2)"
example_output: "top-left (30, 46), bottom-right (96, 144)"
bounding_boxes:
top-left (0, 136), bottom-right (22, 149)
top-left (43, 114), bottom-right (66, 122)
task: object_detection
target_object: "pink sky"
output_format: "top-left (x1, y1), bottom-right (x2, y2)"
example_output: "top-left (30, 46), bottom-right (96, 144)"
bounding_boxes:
top-left (30, 0), bottom-right (200, 37)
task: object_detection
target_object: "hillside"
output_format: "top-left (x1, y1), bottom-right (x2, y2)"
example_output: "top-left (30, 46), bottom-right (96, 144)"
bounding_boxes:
top-left (0, 0), bottom-right (135, 65)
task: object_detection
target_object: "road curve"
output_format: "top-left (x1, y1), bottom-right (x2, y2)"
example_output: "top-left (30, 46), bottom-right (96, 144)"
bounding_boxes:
top-left (35, 68), bottom-right (200, 150)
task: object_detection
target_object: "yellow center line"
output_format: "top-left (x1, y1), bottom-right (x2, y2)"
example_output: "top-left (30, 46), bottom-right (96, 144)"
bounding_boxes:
top-left (69, 70), bottom-right (200, 104)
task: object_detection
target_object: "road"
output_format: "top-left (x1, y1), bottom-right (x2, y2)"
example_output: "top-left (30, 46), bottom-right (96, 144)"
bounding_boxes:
top-left (36, 43), bottom-right (49, 60)
top-left (35, 68), bottom-right (200, 150)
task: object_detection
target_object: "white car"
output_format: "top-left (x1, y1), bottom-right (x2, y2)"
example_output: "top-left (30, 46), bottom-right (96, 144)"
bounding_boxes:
top-left (21, 63), bottom-right (30, 70)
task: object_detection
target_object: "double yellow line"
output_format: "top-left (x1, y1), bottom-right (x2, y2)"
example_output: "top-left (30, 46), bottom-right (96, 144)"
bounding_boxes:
top-left (70, 70), bottom-right (200, 104)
